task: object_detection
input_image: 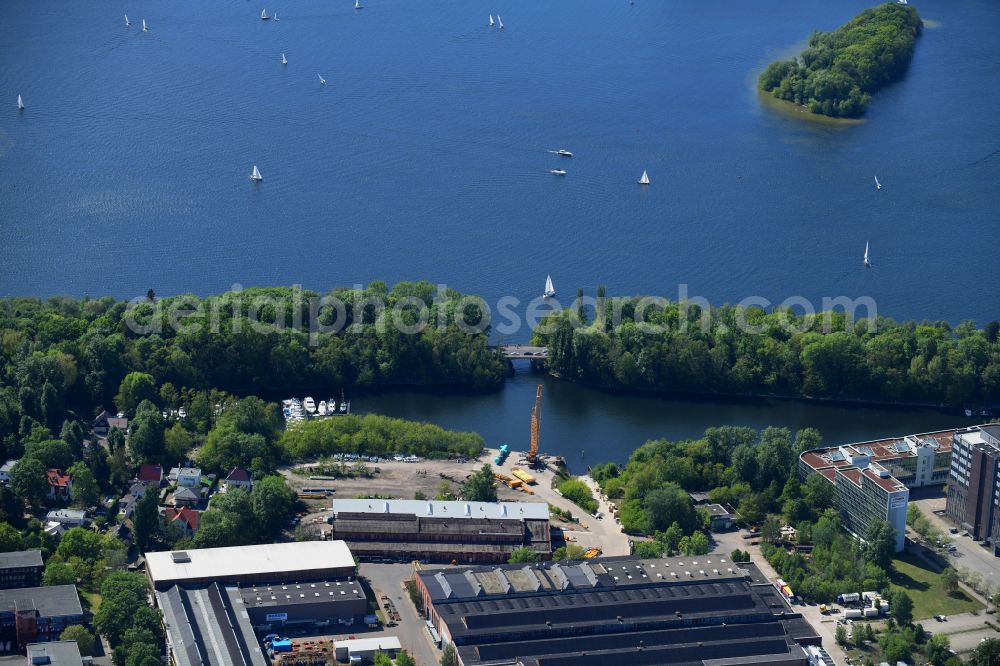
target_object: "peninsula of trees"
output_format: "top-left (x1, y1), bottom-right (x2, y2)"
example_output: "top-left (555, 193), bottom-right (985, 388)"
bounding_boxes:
top-left (533, 292), bottom-right (1000, 409)
top-left (758, 3), bottom-right (922, 118)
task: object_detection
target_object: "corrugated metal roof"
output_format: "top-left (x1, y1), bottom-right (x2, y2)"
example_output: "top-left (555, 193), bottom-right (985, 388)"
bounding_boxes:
top-left (332, 498), bottom-right (549, 520)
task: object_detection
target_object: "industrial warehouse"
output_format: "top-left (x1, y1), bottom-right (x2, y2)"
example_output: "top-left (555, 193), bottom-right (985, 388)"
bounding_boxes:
top-left (330, 499), bottom-right (552, 563)
top-left (146, 540), bottom-right (356, 590)
top-left (152, 541), bottom-right (372, 666)
top-left (414, 555), bottom-right (820, 666)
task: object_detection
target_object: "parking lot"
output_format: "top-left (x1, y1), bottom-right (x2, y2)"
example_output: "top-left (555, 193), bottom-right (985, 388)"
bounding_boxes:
top-left (913, 497), bottom-right (1000, 588)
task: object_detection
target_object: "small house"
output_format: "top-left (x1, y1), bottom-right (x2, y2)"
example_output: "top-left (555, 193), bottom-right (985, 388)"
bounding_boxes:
top-left (93, 409), bottom-right (129, 437)
top-left (705, 503), bottom-right (736, 532)
top-left (173, 487), bottom-right (201, 508)
top-left (46, 469), bottom-right (73, 501)
top-left (175, 467), bottom-right (202, 488)
top-left (222, 468), bottom-right (253, 493)
top-left (162, 507), bottom-right (201, 537)
top-left (0, 459), bottom-right (16, 484)
top-left (136, 464), bottom-right (163, 485)
top-left (45, 509), bottom-right (88, 527)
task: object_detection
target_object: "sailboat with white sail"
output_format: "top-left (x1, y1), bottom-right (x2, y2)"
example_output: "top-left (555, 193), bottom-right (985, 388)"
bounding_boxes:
top-left (497, 15), bottom-right (504, 29)
top-left (261, 8), bottom-right (271, 20)
top-left (543, 275), bottom-right (556, 298)
top-left (281, 53), bottom-right (288, 65)
top-left (317, 73), bottom-right (327, 85)
top-left (125, 13), bottom-right (131, 27)
top-left (250, 165), bottom-right (263, 182)
top-left (638, 170), bottom-right (650, 185)
top-left (17, 95), bottom-right (24, 111)
top-left (874, 175), bottom-right (882, 191)
top-left (141, 19), bottom-right (148, 32)
top-left (355, 0), bottom-right (363, 9)
top-left (489, 14), bottom-right (494, 26)
top-left (864, 241), bottom-right (871, 268)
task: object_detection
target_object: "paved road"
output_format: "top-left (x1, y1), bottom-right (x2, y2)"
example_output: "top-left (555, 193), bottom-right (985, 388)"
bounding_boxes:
top-left (488, 450), bottom-right (631, 557)
top-left (359, 563), bottom-right (440, 666)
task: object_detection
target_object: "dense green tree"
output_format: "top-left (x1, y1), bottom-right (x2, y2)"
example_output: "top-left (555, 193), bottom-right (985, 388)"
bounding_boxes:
top-left (533, 293), bottom-right (999, 408)
top-left (250, 475), bottom-right (295, 537)
top-left (862, 519), bottom-right (897, 570)
top-left (60, 420), bottom-right (85, 458)
top-left (440, 643), bottom-right (458, 666)
top-left (128, 401), bottom-right (166, 463)
top-left (758, 4), bottom-right (922, 118)
top-left (61, 626), bottom-right (97, 657)
top-left (508, 546), bottom-right (540, 563)
top-left (23, 439), bottom-right (73, 470)
top-left (0, 523), bottom-right (24, 552)
top-left (941, 566), bottom-right (960, 594)
top-left (195, 488), bottom-right (256, 548)
top-left (94, 572), bottom-right (157, 647)
top-left (373, 652), bottom-right (393, 666)
top-left (11, 458), bottom-right (48, 507)
top-left (644, 483), bottom-right (696, 533)
top-left (970, 638), bottom-right (1000, 666)
top-left (557, 478), bottom-right (598, 513)
top-left (891, 589), bottom-right (914, 626)
top-left (106, 427), bottom-right (126, 452)
top-left (67, 462), bottom-right (99, 507)
top-left (552, 544), bottom-right (587, 561)
top-left (395, 650), bottom-right (416, 666)
top-left (282, 413), bottom-right (484, 461)
top-left (115, 372), bottom-right (157, 415)
top-left (803, 473), bottom-right (835, 510)
top-left (463, 464), bottom-right (498, 502)
top-left (633, 540), bottom-right (666, 559)
top-left (880, 631), bottom-right (912, 663)
top-left (835, 624), bottom-right (847, 646)
top-left (926, 634), bottom-right (952, 665)
top-left (163, 423), bottom-right (193, 464)
top-left (43, 561), bottom-right (77, 586)
top-left (133, 486), bottom-right (161, 553)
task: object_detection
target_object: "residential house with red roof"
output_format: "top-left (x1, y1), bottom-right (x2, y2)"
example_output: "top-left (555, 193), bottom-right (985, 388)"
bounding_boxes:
top-left (162, 507), bottom-right (201, 537)
top-left (46, 469), bottom-right (72, 502)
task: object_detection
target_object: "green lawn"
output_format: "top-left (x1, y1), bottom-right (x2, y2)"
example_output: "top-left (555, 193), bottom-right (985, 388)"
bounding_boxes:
top-left (889, 552), bottom-right (983, 619)
top-left (81, 591), bottom-right (102, 613)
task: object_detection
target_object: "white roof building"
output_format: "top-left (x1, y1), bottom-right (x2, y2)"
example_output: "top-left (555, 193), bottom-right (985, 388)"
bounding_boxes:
top-left (146, 540), bottom-right (356, 589)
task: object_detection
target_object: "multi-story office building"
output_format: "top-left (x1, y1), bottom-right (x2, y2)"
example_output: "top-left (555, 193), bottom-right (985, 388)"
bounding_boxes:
top-left (0, 552), bottom-right (43, 590)
top-left (946, 425), bottom-right (1000, 548)
top-left (798, 437), bottom-right (947, 552)
top-left (0, 585), bottom-right (83, 652)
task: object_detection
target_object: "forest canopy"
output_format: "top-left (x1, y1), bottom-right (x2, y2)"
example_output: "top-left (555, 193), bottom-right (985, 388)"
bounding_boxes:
top-left (758, 3), bottom-right (922, 117)
top-left (532, 295), bottom-right (1000, 409)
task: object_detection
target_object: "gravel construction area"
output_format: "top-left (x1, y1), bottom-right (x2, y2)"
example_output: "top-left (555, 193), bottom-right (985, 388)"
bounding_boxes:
top-left (279, 448), bottom-right (631, 557)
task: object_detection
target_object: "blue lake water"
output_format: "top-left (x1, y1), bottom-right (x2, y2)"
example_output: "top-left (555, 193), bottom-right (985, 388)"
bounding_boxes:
top-left (1, 0), bottom-right (998, 325)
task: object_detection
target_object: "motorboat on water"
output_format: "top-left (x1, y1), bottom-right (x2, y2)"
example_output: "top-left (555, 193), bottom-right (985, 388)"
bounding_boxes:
top-left (555, 148), bottom-right (573, 157)
top-left (318, 401), bottom-right (328, 416)
top-left (304, 397), bottom-right (316, 413)
top-left (550, 169), bottom-right (566, 176)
